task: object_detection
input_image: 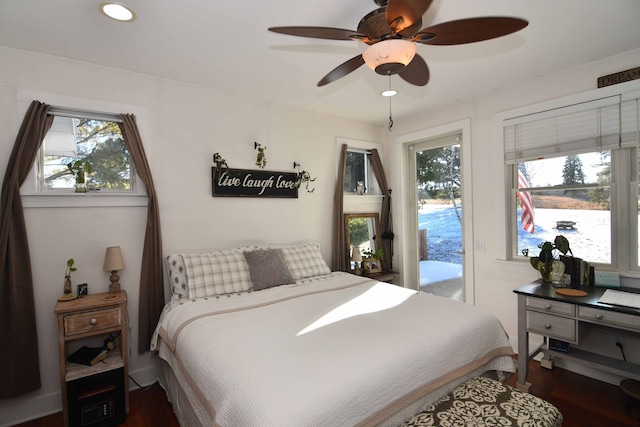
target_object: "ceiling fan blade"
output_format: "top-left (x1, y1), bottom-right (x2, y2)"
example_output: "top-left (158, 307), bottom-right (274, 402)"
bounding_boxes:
top-left (398, 53), bottom-right (429, 86)
top-left (415, 17), bottom-right (528, 45)
top-left (386, 0), bottom-right (433, 33)
top-left (317, 54), bottom-right (366, 87)
top-left (268, 26), bottom-right (365, 41)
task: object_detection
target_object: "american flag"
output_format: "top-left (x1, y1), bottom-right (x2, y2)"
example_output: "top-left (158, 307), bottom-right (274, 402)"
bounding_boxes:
top-left (517, 166), bottom-right (535, 234)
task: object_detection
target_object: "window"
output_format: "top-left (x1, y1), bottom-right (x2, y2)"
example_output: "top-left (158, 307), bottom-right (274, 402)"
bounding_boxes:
top-left (40, 111), bottom-right (133, 192)
top-left (505, 93), bottom-right (640, 273)
top-left (343, 148), bottom-right (380, 195)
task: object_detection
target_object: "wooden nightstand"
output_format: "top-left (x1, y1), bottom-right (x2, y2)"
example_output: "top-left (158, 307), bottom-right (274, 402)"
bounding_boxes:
top-left (55, 291), bottom-right (128, 426)
top-left (365, 270), bottom-right (399, 284)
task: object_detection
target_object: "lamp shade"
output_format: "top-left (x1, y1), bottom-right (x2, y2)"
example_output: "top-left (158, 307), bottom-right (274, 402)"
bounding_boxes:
top-left (103, 246), bottom-right (125, 272)
top-left (362, 39), bottom-right (417, 75)
top-left (351, 247), bottom-right (363, 262)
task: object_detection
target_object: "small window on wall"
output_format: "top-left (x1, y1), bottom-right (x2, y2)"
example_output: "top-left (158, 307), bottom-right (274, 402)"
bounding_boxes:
top-left (39, 113), bottom-right (134, 192)
top-left (343, 149), bottom-right (380, 195)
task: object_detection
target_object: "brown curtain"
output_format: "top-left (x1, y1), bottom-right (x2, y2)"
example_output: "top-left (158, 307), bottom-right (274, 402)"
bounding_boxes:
top-left (0, 101), bottom-right (53, 398)
top-left (119, 114), bottom-right (164, 354)
top-left (332, 144), bottom-right (349, 271)
top-left (368, 149), bottom-right (393, 271)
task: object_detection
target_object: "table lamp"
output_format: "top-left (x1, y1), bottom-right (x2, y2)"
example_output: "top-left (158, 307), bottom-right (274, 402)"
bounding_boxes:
top-left (351, 247), bottom-right (362, 275)
top-left (103, 246), bottom-right (125, 293)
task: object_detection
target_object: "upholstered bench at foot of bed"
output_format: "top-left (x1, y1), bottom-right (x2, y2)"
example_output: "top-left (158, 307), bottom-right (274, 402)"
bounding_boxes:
top-left (401, 376), bottom-right (562, 427)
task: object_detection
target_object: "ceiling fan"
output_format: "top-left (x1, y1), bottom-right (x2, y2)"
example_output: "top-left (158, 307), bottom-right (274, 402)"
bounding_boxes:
top-left (268, 0), bottom-right (528, 87)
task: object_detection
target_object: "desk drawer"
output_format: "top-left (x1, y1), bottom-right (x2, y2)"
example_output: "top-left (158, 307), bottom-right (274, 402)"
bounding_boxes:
top-left (526, 297), bottom-right (575, 316)
top-left (64, 307), bottom-right (122, 336)
top-left (527, 311), bottom-right (577, 342)
top-left (578, 306), bottom-right (640, 332)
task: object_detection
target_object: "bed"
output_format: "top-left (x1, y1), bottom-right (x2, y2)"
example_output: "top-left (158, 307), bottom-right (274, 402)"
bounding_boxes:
top-left (151, 242), bottom-right (515, 427)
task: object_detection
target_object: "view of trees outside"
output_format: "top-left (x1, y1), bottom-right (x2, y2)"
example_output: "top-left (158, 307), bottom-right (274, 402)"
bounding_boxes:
top-left (43, 118), bottom-right (131, 190)
top-left (416, 144), bottom-right (461, 223)
top-left (416, 144), bottom-right (462, 264)
top-left (343, 151), bottom-right (365, 194)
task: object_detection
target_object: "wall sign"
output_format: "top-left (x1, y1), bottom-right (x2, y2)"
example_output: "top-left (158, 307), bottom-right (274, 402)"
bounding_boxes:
top-left (212, 167), bottom-right (299, 198)
top-left (597, 66), bottom-right (640, 88)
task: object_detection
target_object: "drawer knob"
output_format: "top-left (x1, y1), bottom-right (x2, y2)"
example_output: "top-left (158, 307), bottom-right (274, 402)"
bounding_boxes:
top-left (544, 323), bottom-right (552, 329)
top-left (595, 313), bottom-right (603, 320)
top-left (89, 318), bottom-right (98, 326)
top-left (544, 304), bottom-right (552, 310)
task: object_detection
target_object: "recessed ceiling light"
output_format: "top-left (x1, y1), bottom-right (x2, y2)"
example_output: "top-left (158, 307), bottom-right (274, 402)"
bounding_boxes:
top-left (381, 90), bottom-right (397, 97)
top-left (99, 3), bottom-right (136, 22)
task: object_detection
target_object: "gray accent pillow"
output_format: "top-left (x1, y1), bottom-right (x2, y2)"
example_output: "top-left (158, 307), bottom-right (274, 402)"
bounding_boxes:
top-left (243, 249), bottom-right (296, 291)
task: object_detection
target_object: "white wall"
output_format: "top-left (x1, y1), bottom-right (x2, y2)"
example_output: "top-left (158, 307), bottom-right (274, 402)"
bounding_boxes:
top-left (0, 46), bottom-right (382, 425)
top-left (387, 48), bottom-right (640, 382)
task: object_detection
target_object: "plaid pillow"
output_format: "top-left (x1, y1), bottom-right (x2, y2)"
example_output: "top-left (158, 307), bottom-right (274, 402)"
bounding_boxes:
top-left (276, 241), bottom-right (331, 280)
top-left (182, 251), bottom-right (252, 298)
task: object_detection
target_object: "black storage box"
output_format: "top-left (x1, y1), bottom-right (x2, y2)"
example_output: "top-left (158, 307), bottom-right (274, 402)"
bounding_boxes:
top-left (67, 367), bottom-right (125, 427)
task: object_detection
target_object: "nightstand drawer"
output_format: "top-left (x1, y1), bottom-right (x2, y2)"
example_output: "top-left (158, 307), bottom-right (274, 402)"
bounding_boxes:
top-left (526, 296), bottom-right (575, 316)
top-left (64, 307), bottom-right (122, 336)
top-left (527, 311), bottom-right (577, 342)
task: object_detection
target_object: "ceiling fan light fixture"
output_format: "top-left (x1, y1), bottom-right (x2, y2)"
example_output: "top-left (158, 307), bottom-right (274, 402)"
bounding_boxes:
top-left (363, 39), bottom-right (416, 75)
top-left (99, 3), bottom-right (136, 22)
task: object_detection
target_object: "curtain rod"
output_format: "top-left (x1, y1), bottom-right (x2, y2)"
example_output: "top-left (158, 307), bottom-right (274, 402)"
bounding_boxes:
top-left (48, 106), bottom-right (123, 123)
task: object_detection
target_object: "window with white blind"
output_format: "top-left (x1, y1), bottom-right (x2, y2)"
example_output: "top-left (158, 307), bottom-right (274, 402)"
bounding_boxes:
top-left (505, 92), bottom-right (640, 272)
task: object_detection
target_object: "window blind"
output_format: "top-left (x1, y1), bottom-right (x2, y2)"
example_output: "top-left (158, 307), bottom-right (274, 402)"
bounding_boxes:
top-left (503, 95), bottom-right (639, 164)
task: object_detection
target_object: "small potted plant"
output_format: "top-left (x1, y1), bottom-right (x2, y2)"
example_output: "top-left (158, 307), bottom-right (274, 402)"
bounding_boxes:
top-left (62, 258), bottom-right (77, 298)
top-left (361, 248), bottom-right (383, 274)
top-left (67, 160), bottom-right (92, 193)
top-left (529, 236), bottom-right (572, 283)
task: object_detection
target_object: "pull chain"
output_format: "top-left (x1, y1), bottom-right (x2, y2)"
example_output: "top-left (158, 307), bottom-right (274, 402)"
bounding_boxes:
top-left (387, 75), bottom-right (393, 132)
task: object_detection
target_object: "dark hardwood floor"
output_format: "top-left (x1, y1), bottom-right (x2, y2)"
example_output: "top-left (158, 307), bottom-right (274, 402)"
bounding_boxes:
top-left (13, 359), bottom-right (640, 426)
top-left (504, 360), bottom-right (639, 427)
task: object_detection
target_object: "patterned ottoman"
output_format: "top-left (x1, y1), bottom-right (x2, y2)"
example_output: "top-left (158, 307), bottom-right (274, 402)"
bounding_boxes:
top-left (402, 376), bottom-right (562, 427)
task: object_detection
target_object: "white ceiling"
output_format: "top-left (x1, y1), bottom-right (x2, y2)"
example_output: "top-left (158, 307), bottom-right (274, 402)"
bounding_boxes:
top-left (1, 0), bottom-right (639, 125)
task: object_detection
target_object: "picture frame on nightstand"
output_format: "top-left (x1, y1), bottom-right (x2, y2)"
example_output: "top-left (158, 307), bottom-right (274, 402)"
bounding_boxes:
top-left (363, 258), bottom-right (382, 274)
top-left (77, 283), bottom-right (88, 297)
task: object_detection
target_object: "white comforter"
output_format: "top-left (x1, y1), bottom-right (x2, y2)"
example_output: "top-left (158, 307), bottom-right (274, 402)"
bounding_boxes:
top-left (152, 273), bottom-right (515, 427)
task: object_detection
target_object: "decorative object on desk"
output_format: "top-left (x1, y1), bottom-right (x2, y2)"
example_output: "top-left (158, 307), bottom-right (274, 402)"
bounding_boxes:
top-left (293, 162), bottom-right (316, 193)
top-left (103, 246), bottom-right (125, 293)
top-left (529, 235), bottom-right (571, 284)
top-left (351, 246), bottom-right (362, 275)
top-left (67, 160), bottom-right (92, 193)
top-left (77, 283), bottom-right (88, 298)
top-left (594, 271), bottom-right (621, 288)
top-left (254, 142), bottom-right (267, 169)
top-left (555, 288), bottom-right (588, 297)
top-left (362, 248), bottom-right (383, 274)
